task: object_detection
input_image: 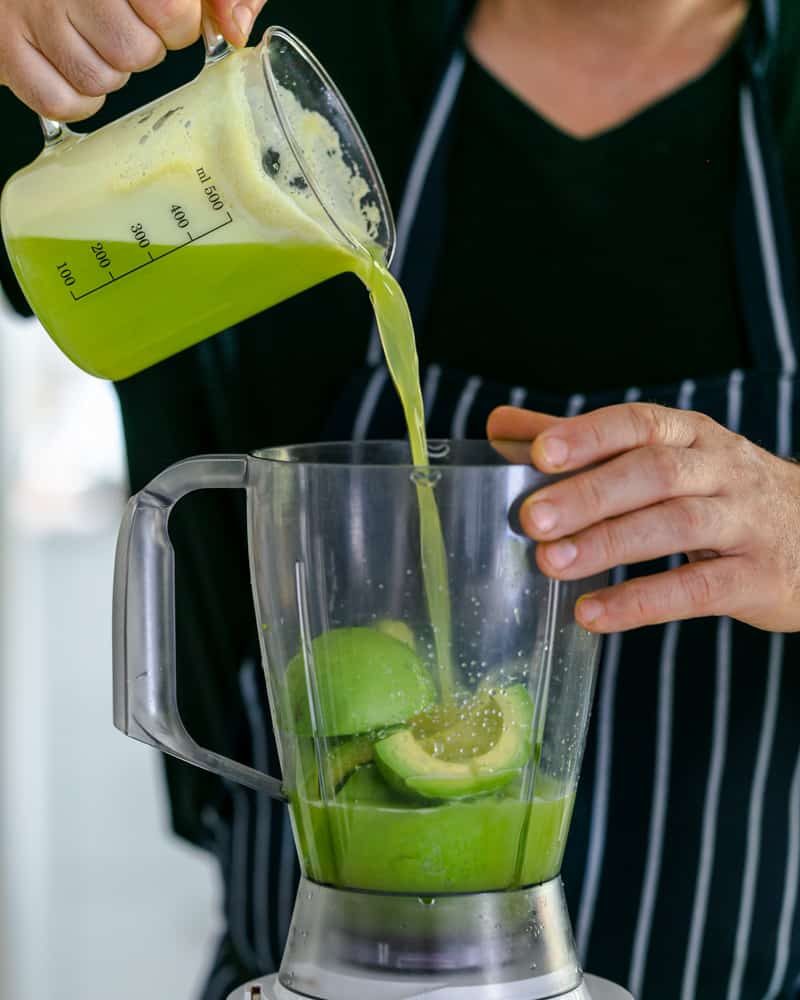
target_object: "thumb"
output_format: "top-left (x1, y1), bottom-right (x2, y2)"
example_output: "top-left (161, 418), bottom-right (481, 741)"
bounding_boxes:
top-left (204, 0), bottom-right (268, 47)
top-left (486, 405), bottom-right (562, 442)
top-left (487, 406), bottom-right (563, 467)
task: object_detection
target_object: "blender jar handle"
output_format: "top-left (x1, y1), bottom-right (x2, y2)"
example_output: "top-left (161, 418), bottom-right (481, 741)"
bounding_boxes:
top-left (112, 454), bottom-right (285, 800)
top-left (37, 17), bottom-right (233, 147)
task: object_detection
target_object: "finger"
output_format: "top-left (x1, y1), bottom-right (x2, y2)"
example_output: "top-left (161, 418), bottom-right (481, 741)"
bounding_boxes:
top-left (489, 439), bottom-right (540, 465)
top-left (205, 0), bottom-right (268, 46)
top-left (536, 496), bottom-right (733, 580)
top-left (487, 405), bottom-right (561, 442)
top-left (30, 14), bottom-right (129, 98)
top-left (4, 36), bottom-right (105, 120)
top-left (573, 555), bottom-right (748, 633)
top-left (521, 443), bottom-right (720, 541)
top-left (129, 0), bottom-right (202, 50)
top-left (68, 0), bottom-right (165, 72)
top-left (531, 402), bottom-right (713, 474)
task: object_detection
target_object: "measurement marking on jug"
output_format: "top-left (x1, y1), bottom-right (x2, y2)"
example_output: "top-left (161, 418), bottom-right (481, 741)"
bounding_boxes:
top-left (91, 241), bottom-right (112, 269)
top-left (131, 223), bottom-right (151, 249)
top-left (56, 262), bottom-right (76, 287)
top-left (171, 204), bottom-right (190, 229)
top-left (68, 211), bottom-right (234, 302)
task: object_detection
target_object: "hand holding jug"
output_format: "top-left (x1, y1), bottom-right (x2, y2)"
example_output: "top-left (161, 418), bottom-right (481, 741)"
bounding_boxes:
top-left (0, 0), bottom-right (268, 121)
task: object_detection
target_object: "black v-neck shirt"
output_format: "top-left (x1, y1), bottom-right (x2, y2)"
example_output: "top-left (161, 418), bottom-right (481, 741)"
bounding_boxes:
top-left (423, 44), bottom-right (752, 392)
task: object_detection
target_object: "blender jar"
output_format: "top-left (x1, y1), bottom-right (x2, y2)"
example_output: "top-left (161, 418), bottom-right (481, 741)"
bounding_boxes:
top-left (114, 440), bottom-right (604, 896)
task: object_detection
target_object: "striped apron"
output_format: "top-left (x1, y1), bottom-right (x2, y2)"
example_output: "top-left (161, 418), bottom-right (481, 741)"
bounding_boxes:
top-left (202, 3), bottom-right (800, 997)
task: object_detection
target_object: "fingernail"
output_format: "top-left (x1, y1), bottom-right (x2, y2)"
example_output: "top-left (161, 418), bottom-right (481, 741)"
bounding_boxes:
top-left (540, 436), bottom-right (569, 468)
top-left (526, 500), bottom-right (558, 534)
top-left (577, 596), bottom-right (603, 625)
top-left (233, 4), bottom-right (254, 41)
top-left (545, 540), bottom-right (577, 570)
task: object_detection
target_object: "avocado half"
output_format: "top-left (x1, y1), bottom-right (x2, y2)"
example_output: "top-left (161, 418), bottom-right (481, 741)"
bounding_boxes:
top-left (374, 684), bottom-right (534, 800)
top-left (338, 764), bottom-right (401, 805)
top-left (287, 627), bottom-right (436, 738)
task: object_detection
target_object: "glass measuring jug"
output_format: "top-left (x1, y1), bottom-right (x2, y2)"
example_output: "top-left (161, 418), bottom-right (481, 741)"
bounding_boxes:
top-left (0, 28), bottom-right (394, 380)
top-left (113, 440), bottom-right (606, 897)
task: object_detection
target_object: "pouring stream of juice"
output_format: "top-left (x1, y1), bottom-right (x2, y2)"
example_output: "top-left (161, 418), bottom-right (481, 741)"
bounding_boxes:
top-left (361, 262), bottom-right (456, 702)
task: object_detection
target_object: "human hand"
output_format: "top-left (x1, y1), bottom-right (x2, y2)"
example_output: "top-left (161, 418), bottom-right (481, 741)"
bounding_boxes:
top-left (0, 0), bottom-right (266, 122)
top-left (488, 403), bottom-right (800, 634)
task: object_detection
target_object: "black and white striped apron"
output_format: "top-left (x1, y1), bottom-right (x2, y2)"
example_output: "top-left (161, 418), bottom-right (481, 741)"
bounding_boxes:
top-left (202, 3), bottom-right (800, 997)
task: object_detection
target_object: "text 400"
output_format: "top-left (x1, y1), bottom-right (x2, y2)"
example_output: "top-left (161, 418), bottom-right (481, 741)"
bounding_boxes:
top-left (171, 205), bottom-right (190, 230)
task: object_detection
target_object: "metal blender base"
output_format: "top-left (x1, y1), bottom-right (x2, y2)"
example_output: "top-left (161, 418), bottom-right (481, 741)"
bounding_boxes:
top-left (226, 877), bottom-right (633, 1000)
top-left (233, 973), bottom-right (631, 998)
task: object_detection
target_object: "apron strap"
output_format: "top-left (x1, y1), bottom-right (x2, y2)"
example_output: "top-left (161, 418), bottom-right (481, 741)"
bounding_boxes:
top-left (735, 0), bottom-right (800, 374)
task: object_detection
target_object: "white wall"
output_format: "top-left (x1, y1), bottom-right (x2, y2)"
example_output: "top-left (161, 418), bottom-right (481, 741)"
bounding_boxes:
top-left (0, 297), bottom-right (221, 999)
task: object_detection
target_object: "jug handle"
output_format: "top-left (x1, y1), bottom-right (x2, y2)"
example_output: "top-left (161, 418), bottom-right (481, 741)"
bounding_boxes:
top-left (37, 17), bottom-right (233, 148)
top-left (112, 454), bottom-right (286, 800)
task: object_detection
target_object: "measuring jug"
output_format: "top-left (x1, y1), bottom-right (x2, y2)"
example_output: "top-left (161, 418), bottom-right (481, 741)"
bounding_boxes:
top-left (0, 27), bottom-right (394, 380)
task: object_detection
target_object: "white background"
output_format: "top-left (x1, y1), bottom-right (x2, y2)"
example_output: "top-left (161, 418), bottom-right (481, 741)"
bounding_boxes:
top-left (0, 293), bottom-right (220, 999)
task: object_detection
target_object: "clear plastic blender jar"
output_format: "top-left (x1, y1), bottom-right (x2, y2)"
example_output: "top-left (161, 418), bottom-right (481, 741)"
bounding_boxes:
top-left (113, 440), bottom-right (607, 997)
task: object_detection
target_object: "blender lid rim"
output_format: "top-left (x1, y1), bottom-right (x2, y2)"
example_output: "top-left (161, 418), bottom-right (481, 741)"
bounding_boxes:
top-left (248, 439), bottom-right (543, 470)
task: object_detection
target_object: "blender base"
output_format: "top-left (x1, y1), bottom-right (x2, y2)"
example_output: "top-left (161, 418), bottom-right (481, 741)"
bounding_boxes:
top-left (225, 876), bottom-right (633, 999)
top-left (228, 972), bottom-right (632, 999)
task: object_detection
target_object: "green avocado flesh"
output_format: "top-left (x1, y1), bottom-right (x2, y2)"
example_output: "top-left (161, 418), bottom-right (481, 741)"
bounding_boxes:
top-left (287, 627), bottom-right (436, 737)
top-left (374, 685), bottom-right (534, 800)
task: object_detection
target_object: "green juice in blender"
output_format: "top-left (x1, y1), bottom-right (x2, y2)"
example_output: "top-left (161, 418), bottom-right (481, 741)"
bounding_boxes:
top-left (298, 771), bottom-right (574, 895)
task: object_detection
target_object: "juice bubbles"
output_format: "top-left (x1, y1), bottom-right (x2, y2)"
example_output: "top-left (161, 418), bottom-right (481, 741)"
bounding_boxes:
top-left (1, 43), bottom-right (379, 380)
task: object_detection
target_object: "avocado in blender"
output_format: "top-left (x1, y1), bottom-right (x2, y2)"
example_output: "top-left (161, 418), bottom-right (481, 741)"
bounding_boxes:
top-left (374, 684), bottom-right (534, 800)
top-left (299, 735), bottom-right (376, 797)
top-left (287, 627), bottom-right (436, 737)
top-left (337, 764), bottom-right (401, 805)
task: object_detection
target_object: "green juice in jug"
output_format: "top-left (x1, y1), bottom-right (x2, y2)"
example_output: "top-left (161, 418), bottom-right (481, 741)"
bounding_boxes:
top-left (6, 236), bottom-right (353, 378)
top-left (1, 44), bottom-right (374, 380)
